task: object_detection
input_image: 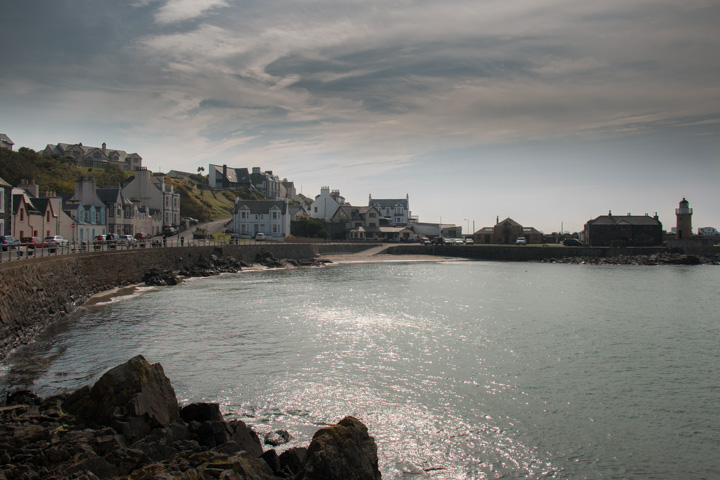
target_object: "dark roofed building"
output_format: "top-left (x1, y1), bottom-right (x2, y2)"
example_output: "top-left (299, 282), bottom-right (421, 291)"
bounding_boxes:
top-left (232, 199), bottom-right (290, 239)
top-left (475, 217), bottom-right (543, 244)
top-left (584, 212), bottom-right (663, 246)
top-left (368, 194), bottom-right (410, 225)
top-left (0, 134), bottom-right (14, 150)
top-left (43, 142), bottom-right (143, 171)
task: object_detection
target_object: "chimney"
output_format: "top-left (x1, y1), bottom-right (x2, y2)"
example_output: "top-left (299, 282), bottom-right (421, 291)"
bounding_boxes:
top-left (102, 142), bottom-right (107, 153)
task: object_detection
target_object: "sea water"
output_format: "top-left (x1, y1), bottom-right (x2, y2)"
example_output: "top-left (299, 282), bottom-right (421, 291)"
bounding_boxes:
top-left (2, 261), bottom-right (719, 479)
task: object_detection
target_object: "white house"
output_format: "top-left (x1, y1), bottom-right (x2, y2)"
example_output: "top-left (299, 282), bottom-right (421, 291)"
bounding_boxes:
top-left (232, 199), bottom-right (290, 239)
top-left (310, 186), bottom-right (346, 222)
top-left (369, 194), bottom-right (410, 225)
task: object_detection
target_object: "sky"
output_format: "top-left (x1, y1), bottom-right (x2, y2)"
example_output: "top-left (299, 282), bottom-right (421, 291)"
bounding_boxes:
top-left (1, 0), bottom-right (718, 234)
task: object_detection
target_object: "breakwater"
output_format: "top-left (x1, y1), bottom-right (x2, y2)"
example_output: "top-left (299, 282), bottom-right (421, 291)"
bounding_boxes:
top-left (0, 243), bottom-right (375, 359)
top-left (386, 243), bottom-right (719, 261)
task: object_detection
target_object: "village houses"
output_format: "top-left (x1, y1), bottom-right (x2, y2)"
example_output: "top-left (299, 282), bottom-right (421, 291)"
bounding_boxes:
top-left (232, 198), bottom-right (291, 239)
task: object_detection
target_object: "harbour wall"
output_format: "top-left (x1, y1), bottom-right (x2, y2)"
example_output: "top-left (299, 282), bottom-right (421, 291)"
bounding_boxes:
top-left (0, 243), bottom-right (374, 359)
top-left (386, 243), bottom-right (719, 261)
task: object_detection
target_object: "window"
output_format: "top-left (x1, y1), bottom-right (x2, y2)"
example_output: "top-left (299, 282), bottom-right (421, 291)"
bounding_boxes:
top-left (46, 211), bottom-right (50, 222)
top-left (272, 211), bottom-right (278, 219)
top-left (0, 190), bottom-right (4, 213)
top-left (369, 213), bottom-right (376, 218)
top-left (20, 208), bottom-right (24, 221)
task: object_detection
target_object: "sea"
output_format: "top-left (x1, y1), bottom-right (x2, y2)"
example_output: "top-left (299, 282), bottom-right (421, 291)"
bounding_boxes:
top-left (1, 260), bottom-right (719, 479)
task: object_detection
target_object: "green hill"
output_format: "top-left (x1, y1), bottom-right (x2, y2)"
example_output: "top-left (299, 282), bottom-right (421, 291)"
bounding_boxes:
top-left (0, 147), bottom-right (310, 223)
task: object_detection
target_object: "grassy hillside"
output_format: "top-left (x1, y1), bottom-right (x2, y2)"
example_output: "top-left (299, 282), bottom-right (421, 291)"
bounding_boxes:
top-left (0, 147), bottom-right (311, 223)
top-left (0, 147), bottom-right (135, 195)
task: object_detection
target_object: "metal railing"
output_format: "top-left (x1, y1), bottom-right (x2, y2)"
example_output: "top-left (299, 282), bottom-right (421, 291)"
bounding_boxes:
top-left (0, 236), bottom-right (388, 263)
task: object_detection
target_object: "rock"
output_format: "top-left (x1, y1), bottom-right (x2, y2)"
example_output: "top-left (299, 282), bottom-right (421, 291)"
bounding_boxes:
top-left (193, 420), bottom-right (229, 448)
top-left (297, 416), bottom-right (381, 480)
top-left (264, 429), bottom-right (291, 446)
top-left (181, 402), bottom-right (224, 423)
top-left (227, 419), bottom-right (263, 458)
top-left (78, 355), bottom-right (180, 433)
top-left (141, 268), bottom-right (178, 286)
top-left (260, 449), bottom-right (281, 474)
top-left (279, 447), bottom-right (307, 476)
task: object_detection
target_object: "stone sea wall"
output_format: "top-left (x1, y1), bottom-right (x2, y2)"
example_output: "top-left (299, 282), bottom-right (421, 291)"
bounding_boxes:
top-left (387, 244), bottom-right (720, 262)
top-left (0, 243), bottom-right (365, 360)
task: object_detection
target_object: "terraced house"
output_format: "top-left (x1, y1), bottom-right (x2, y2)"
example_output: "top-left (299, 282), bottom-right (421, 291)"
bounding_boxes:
top-left (43, 142), bottom-right (143, 171)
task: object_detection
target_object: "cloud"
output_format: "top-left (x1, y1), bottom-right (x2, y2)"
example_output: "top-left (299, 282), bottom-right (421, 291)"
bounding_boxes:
top-left (154, 0), bottom-right (230, 24)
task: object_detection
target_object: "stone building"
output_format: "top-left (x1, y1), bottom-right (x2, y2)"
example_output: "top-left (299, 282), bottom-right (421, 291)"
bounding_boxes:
top-left (474, 217), bottom-right (543, 244)
top-left (584, 212), bottom-right (663, 246)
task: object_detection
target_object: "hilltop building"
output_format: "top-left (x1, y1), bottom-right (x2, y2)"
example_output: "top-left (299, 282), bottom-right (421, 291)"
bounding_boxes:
top-left (0, 134), bottom-right (14, 151)
top-left (43, 142), bottom-right (143, 171)
top-left (208, 164), bottom-right (284, 199)
top-left (584, 211), bottom-right (663, 246)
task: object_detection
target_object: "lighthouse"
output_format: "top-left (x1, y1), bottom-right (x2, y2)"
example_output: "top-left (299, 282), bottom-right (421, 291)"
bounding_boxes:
top-left (675, 198), bottom-right (692, 239)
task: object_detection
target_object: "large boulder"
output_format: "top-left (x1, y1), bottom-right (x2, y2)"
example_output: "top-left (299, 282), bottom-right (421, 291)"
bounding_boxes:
top-left (297, 416), bottom-right (381, 480)
top-left (78, 355), bottom-right (180, 432)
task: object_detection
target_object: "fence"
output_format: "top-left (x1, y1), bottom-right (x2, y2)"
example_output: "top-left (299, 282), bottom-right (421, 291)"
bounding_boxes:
top-left (0, 236), bottom-right (384, 263)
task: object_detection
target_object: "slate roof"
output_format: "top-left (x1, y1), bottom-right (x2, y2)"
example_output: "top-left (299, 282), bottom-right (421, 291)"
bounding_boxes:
top-left (496, 217), bottom-right (522, 227)
top-left (234, 200), bottom-right (287, 215)
top-left (369, 198), bottom-right (408, 209)
top-left (587, 215), bottom-right (661, 226)
top-left (211, 164), bottom-right (251, 184)
top-left (0, 134), bottom-right (14, 148)
top-left (46, 143), bottom-right (140, 163)
top-left (0, 176), bottom-right (11, 188)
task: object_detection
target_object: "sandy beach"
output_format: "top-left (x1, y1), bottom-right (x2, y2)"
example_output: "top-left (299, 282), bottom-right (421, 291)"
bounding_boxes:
top-left (317, 246), bottom-right (462, 264)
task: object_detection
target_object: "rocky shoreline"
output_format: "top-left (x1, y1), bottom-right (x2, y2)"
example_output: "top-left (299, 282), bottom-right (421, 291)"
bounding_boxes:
top-left (535, 252), bottom-right (719, 266)
top-left (141, 251), bottom-right (330, 287)
top-left (1, 356), bottom-right (381, 480)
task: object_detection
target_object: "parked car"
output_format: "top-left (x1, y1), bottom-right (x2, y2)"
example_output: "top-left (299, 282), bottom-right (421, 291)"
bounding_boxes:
top-left (516, 236), bottom-right (527, 245)
top-left (134, 232), bottom-right (150, 240)
top-left (118, 235), bottom-right (137, 247)
top-left (464, 237), bottom-right (474, 245)
top-left (21, 236), bottom-right (47, 249)
top-left (44, 235), bottom-right (69, 247)
top-left (254, 232), bottom-right (265, 241)
top-left (1, 235), bottom-right (21, 251)
top-left (163, 226), bottom-right (177, 237)
top-left (419, 236), bottom-right (431, 245)
top-left (563, 238), bottom-right (584, 246)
